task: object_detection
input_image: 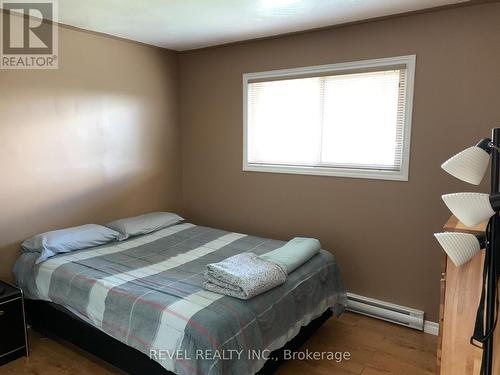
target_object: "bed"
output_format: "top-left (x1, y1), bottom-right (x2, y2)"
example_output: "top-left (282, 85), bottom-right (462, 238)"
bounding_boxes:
top-left (13, 222), bottom-right (347, 375)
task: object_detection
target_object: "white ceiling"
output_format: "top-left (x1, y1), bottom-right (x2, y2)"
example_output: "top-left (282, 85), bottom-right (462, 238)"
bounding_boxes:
top-left (54, 0), bottom-right (469, 50)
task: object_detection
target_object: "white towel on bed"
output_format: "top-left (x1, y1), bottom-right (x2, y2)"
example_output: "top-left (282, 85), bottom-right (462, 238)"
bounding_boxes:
top-left (203, 252), bottom-right (287, 300)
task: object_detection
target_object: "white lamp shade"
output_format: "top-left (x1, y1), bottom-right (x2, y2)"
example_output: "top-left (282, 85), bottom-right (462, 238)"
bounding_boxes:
top-left (441, 146), bottom-right (490, 185)
top-left (442, 192), bottom-right (494, 227)
top-left (434, 232), bottom-right (481, 267)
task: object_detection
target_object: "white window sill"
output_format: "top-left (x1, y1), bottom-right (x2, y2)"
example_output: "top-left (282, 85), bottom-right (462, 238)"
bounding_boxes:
top-left (243, 163), bottom-right (409, 181)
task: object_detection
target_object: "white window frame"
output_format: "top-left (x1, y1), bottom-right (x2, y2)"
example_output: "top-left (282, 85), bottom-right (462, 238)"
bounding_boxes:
top-left (242, 55), bottom-right (416, 181)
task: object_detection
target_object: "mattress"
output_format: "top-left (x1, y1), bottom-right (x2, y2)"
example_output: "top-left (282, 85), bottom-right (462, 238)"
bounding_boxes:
top-left (13, 223), bottom-right (347, 375)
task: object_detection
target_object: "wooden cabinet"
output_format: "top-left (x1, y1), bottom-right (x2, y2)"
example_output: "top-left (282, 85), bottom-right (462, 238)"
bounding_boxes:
top-left (438, 216), bottom-right (499, 375)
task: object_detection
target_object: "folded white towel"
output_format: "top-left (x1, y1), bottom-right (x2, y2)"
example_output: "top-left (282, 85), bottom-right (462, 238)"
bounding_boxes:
top-left (203, 253), bottom-right (287, 300)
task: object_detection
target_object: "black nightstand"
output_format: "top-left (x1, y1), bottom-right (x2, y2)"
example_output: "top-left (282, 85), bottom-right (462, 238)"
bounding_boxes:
top-left (0, 280), bottom-right (28, 366)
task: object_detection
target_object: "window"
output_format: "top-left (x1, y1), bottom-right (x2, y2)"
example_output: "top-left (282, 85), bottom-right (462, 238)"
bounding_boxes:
top-left (243, 55), bottom-right (416, 181)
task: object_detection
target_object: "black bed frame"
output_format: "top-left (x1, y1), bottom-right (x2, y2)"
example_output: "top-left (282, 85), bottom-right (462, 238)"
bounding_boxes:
top-left (25, 300), bottom-right (332, 375)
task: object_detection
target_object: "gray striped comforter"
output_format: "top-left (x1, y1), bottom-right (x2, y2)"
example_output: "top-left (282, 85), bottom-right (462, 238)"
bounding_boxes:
top-left (13, 223), bottom-right (346, 375)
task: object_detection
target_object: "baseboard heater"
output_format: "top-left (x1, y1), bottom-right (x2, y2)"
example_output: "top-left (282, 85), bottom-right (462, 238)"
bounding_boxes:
top-left (346, 292), bottom-right (424, 331)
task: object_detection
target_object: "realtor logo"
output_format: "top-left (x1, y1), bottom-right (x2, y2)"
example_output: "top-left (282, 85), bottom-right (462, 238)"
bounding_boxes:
top-left (1, 0), bottom-right (58, 69)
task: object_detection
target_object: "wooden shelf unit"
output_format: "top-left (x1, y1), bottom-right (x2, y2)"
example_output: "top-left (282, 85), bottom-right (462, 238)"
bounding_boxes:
top-left (438, 216), bottom-right (499, 374)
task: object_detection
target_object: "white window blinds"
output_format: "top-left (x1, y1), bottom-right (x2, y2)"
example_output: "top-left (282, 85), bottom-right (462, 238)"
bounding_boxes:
top-left (244, 56), bottom-right (415, 181)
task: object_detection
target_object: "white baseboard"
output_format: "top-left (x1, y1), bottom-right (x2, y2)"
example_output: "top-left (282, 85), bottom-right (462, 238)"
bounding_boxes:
top-left (345, 292), bottom-right (440, 336)
top-left (424, 320), bottom-right (439, 336)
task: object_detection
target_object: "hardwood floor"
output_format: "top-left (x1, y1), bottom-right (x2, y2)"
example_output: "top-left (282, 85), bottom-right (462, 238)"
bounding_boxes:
top-left (0, 312), bottom-right (437, 375)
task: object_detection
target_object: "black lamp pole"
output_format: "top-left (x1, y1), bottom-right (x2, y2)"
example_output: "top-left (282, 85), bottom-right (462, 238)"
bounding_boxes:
top-left (484, 127), bottom-right (500, 375)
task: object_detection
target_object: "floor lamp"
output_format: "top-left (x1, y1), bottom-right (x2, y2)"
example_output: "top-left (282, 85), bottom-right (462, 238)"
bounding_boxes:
top-left (434, 128), bottom-right (499, 375)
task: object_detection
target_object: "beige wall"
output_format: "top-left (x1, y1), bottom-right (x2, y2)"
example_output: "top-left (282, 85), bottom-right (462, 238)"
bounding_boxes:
top-left (179, 3), bottom-right (500, 321)
top-left (0, 26), bottom-right (181, 281)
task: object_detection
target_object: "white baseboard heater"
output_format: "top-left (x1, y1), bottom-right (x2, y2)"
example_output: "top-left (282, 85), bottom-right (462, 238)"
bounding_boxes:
top-left (346, 292), bottom-right (425, 331)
